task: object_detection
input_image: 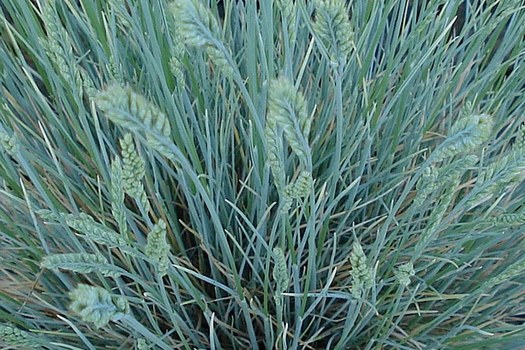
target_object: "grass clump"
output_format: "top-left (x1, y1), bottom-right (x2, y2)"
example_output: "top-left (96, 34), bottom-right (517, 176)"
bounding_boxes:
top-left (1, 0), bottom-right (525, 349)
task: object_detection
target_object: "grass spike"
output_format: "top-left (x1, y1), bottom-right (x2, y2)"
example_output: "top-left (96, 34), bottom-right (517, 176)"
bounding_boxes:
top-left (41, 253), bottom-right (121, 278)
top-left (272, 247), bottom-right (290, 305)
top-left (145, 219), bottom-right (171, 277)
top-left (432, 113), bottom-right (493, 163)
top-left (395, 262), bottom-right (415, 287)
top-left (0, 324), bottom-right (47, 348)
top-left (349, 241), bottom-right (373, 298)
top-left (120, 134), bottom-right (150, 211)
top-left (69, 284), bottom-right (129, 329)
top-left (95, 85), bottom-right (174, 156)
top-left (170, 0), bottom-right (234, 77)
top-left (37, 210), bottom-right (131, 248)
top-left (312, 0), bottom-right (354, 64)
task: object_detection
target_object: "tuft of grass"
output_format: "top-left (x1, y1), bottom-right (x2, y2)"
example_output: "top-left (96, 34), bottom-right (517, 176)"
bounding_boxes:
top-left (1, 0), bottom-right (525, 349)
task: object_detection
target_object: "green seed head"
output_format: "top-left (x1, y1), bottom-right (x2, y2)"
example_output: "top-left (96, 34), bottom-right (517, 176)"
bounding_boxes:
top-left (41, 253), bottom-right (121, 278)
top-left (349, 242), bottom-right (373, 298)
top-left (69, 284), bottom-right (129, 329)
top-left (395, 262), bottom-right (415, 287)
top-left (145, 219), bottom-right (171, 276)
top-left (95, 85), bottom-right (172, 156)
top-left (0, 324), bottom-right (46, 347)
top-left (267, 77), bottom-right (311, 160)
top-left (119, 134), bottom-right (150, 211)
top-left (0, 130), bottom-right (19, 156)
top-left (272, 247), bottom-right (290, 304)
top-left (434, 113), bottom-right (493, 163)
top-left (312, 0), bottom-right (354, 64)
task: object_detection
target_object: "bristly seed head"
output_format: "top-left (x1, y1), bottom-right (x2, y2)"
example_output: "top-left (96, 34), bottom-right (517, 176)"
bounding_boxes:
top-left (395, 262), bottom-right (415, 287)
top-left (272, 247), bottom-right (290, 305)
top-left (350, 241), bottom-right (373, 298)
top-left (433, 113), bottom-right (493, 163)
top-left (145, 219), bottom-right (171, 276)
top-left (41, 253), bottom-right (121, 278)
top-left (119, 134), bottom-right (150, 211)
top-left (312, 0), bottom-right (354, 64)
top-left (170, 0), bottom-right (235, 77)
top-left (69, 284), bottom-right (129, 329)
top-left (95, 85), bottom-right (174, 157)
top-left (0, 324), bottom-right (47, 347)
top-left (0, 129), bottom-right (19, 157)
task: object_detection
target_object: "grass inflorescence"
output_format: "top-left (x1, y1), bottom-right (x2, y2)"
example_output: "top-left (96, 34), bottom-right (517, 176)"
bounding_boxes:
top-left (1, 0), bottom-right (525, 349)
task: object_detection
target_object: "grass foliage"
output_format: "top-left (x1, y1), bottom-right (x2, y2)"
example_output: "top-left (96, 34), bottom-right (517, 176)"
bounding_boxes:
top-left (1, 0), bottom-right (525, 349)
